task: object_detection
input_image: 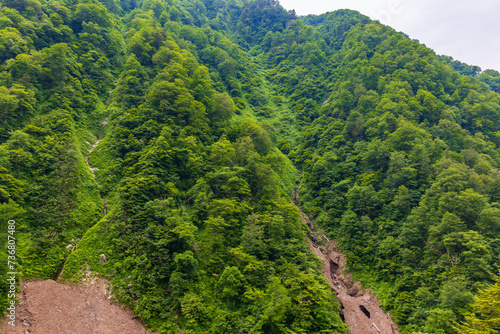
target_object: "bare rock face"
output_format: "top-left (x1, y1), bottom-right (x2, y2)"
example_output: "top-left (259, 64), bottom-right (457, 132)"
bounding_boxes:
top-left (309, 241), bottom-right (399, 334)
top-left (98, 253), bottom-right (107, 263)
top-left (0, 279), bottom-right (146, 334)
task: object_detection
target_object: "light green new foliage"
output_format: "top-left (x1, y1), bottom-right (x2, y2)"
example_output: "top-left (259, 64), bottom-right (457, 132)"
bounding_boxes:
top-left (455, 272), bottom-right (500, 334)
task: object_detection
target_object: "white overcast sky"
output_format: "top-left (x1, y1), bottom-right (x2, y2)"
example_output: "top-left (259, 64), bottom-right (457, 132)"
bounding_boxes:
top-left (279, 0), bottom-right (500, 71)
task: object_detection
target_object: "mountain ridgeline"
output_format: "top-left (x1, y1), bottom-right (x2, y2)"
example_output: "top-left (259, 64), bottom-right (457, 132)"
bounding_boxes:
top-left (0, 0), bottom-right (499, 333)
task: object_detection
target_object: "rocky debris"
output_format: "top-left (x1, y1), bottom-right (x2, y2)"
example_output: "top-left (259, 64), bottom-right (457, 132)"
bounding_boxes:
top-left (292, 169), bottom-right (397, 333)
top-left (98, 253), bottom-right (107, 263)
top-left (0, 279), bottom-right (146, 334)
top-left (309, 241), bottom-right (399, 334)
top-left (127, 283), bottom-right (137, 300)
top-left (347, 284), bottom-right (361, 297)
top-left (330, 259), bottom-right (339, 275)
top-left (85, 139), bottom-right (101, 180)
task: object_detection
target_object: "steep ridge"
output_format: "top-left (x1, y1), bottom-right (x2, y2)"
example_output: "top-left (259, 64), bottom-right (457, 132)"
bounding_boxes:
top-left (53, 135), bottom-right (106, 282)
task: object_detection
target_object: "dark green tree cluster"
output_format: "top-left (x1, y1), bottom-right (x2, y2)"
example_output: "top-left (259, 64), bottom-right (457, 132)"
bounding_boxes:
top-left (478, 69), bottom-right (500, 94)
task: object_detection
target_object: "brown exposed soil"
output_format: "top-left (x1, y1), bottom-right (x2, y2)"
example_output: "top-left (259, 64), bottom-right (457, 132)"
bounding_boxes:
top-left (292, 171), bottom-right (398, 333)
top-left (0, 279), bottom-right (146, 334)
top-left (309, 241), bottom-right (399, 334)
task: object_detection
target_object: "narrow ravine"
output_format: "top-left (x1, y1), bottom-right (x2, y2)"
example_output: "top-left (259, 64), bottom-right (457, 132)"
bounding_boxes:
top-left (53, 137), bottom-right (105, 281)
top-left (85, 139), bottom-right (101, 179)
top-left (85, 138), bottom-right (107, 216)
top-left (293, 173), bottom-right (399, 334)
top-left (53, 83), bottom-right (111, 282)
top-left (53, 240), bottom-right (78, 281)
top-left (309, 242), bottom-right (399, 334)
top-left (0, 114), bottom-right (146, 334)
top-left (292, 171), bottom-right (318, 245)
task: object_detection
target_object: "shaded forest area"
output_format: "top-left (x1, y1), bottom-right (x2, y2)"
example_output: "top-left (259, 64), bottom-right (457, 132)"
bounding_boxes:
top-left (0, 0), bottom-right (499, 333)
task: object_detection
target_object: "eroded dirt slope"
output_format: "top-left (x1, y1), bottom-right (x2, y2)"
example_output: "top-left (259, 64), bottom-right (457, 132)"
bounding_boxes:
top-left (0, 279), bottom-right (146, 334)
top-left (293, 171), bottom-right (398, 334)
top-left (310, 242), bottom-right (399, 334)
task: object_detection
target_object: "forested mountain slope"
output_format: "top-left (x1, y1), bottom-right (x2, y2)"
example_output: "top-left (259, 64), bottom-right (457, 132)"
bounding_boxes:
top-left (0, 0), bottom-right (499, 333)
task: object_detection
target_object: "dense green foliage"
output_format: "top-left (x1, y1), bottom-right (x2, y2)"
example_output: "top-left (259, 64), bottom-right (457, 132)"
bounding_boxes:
top-left (0, 0), bottom-right (348, 332)
top-left (1, 0), bottom-right (499, 333)
top-left (285, 11), bottom-right (500, 334)
top-left (0, 0), bottom-right (111, 309)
